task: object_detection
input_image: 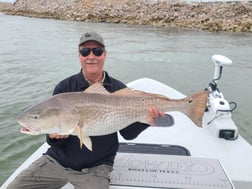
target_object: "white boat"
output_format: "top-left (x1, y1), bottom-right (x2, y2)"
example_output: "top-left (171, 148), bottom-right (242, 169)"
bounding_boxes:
top-left (1, 55), bottom-right (252, 189)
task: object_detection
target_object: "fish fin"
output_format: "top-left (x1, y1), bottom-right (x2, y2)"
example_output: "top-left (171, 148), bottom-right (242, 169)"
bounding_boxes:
top-left (181, 91), bottom-right (209, 127)
top-left (77, 126), bottom-right (83, 149)
top-left (77, 123), bottom-right (93, 151)
top-left (114, 88), bottom-right (171, 100)
top-left (83, 136), bottom-right (93, 151)
top-left (84, 83), bottom-right (110, 94)
top-left (113, 88), bottom-right (138, 96)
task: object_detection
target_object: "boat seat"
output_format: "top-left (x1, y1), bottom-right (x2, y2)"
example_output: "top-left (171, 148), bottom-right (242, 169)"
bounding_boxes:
top-left (118, 143), bottom-right (191, 156)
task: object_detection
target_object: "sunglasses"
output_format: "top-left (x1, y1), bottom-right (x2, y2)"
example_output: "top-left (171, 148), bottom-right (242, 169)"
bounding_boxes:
top-left (79, 47), bottom-right (104, 57)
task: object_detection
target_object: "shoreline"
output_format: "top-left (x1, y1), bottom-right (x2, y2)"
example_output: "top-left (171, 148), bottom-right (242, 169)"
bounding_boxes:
top-left (0, 0), bottom-right (251, 32)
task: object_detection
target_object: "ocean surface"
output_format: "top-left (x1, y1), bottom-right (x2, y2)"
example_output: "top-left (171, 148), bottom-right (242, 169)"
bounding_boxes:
top-left (0, 13), bottom-right (251, 185)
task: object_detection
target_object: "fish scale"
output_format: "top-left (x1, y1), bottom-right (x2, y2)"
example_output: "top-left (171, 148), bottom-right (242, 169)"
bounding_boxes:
top-left (17, 83), bottom-right (209, 151)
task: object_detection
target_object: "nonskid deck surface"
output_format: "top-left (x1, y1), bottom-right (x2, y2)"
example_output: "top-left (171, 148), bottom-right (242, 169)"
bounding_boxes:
top-left (110, 152), bottom-right (233, 189)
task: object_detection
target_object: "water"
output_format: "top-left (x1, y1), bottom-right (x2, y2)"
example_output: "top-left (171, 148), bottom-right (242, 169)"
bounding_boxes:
top-left (0, 14), bottom-right (251, 185)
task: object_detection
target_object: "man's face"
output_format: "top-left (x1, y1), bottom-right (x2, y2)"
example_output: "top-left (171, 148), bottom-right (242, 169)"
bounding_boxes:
top-left (79, 41), bottom-right (106, 76)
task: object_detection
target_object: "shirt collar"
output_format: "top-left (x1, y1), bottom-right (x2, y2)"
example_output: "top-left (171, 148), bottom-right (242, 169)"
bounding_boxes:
top-left (77, 69), bottom-right (112, 91)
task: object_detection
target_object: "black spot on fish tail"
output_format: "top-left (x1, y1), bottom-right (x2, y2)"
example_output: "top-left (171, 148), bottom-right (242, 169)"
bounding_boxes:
top-left (182, 91), bottom-right (209, 127)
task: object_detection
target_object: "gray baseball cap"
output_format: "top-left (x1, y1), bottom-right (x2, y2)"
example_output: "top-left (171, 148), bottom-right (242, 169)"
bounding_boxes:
top-left (79, 31), bottom-right (105, 47)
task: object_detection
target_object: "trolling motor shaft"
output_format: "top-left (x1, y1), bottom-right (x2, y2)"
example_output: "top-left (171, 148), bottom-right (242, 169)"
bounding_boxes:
top-left (208, 54), bottom-right (232, 113)
top-left (206, 55), bottom-right (238, 140)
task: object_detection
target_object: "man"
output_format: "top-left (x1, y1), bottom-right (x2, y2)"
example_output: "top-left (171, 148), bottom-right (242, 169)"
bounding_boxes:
top-left (7, 31), bottom-right (164, 189)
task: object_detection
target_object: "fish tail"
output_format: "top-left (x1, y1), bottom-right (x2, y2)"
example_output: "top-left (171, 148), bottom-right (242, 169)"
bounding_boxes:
top-left (181, 91), bottom-right (209, 127)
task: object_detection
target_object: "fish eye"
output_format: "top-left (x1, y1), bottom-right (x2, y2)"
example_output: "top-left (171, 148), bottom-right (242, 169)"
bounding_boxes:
top-left (31, 115), bottom-right (40, 120)
top-left (188, 99), bottom-right (194, 103)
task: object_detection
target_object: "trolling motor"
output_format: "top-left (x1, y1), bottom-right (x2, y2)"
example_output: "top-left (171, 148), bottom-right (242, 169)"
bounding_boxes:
top-left (209, 55), bottom-right (232, 91)
top-left (206, 55), bottom-right (238, 140)
top-left (208, 55), bottom-right (232, 113)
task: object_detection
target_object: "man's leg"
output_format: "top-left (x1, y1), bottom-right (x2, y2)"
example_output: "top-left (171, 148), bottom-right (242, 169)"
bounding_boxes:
top-left (70, 164), bottom-right (113, 189)
top-left (6, 155), bottom-right (68, 189)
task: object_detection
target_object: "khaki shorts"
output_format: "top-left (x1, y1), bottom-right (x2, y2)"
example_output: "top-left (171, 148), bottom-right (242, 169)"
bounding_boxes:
top-left (6, 155), bottom-right (113, 189)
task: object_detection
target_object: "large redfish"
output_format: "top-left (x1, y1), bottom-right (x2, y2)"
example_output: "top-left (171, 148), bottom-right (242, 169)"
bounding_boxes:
top-left (18, 83), bottom-right (209, 151)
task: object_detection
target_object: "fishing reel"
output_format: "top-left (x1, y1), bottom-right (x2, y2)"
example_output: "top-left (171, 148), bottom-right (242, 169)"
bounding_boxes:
top-left (206, 55), bottom-right (238, 140)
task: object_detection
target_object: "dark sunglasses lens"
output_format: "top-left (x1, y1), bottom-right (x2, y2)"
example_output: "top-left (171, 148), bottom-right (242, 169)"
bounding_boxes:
top-left (93, 48), bottom-right (104, 56)
top-left (80, 48), bottom-right (104, 57)
top-left (80, 48), bottom-right (91, 57)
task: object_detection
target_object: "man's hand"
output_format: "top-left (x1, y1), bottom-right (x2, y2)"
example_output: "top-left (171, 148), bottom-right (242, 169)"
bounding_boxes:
top-left (147, 106), bottom-right (165, 126)
top-left (49, 133), bottom-right (69, 139)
